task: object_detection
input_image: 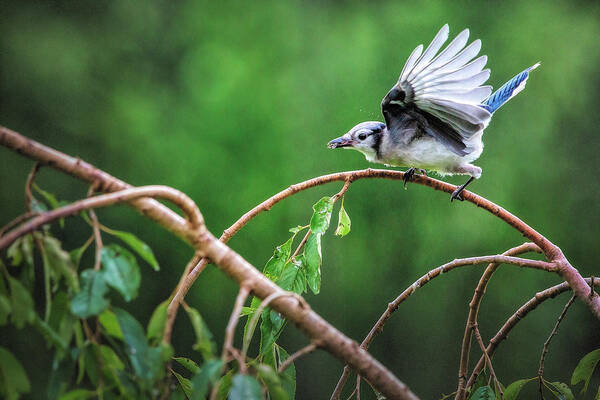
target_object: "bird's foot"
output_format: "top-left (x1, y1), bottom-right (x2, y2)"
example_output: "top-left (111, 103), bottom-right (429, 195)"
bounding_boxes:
top-left (450, 188), bottom-right (465, 202)
top-left (450, 176), bottom-right (475, 203)
top-left (403, 168), bottom-right (416, 188)
top-left (403, 168), bottom-right (427, 189)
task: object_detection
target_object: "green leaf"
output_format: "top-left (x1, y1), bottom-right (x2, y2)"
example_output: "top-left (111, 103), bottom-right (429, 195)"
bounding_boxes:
top-left (0, 294), bottom-right (10, 326)
top-left (99, 309), bottom-right (123, 340)
top-left (216, 369), bottom-right (234, 400)
top-left (276, 257), bottom-right (306, 294)
top-left (101, 244), bottom-right (141, 302)
top-left (288, 225), bottom-right (307, 234)
top-left (173, 357), bottom-right (200, 374)
top-left (113, 307), bottom-right (164, 385)
top-left (33, 184), bottom-right (60, 209)
top-left (504, 378), bottom-right (535, 400)
top-left (547, 382), bottom-right (575, 400)
top-left (545, 381), bottom-right (574, 400)
top-left (47, 356), bottom-right (75, 399)
top-left (7, 238), bottom-right (23, 266)
top-left (147, 299), bottom-right (169, 341)
top-left (40, 235), bottom-right (79, 291)
top-left (256, 363), bottom-right (289, 400)
top-left (595, 384), bottom-right (600, 400)
top-left (32, 315), bottom-right (69, 353)
top-left (263, 236), bottom-right (293, 280)
top-left (184, 304), bottom-right (216, 360)
top-left (69, 237), bottom-right (93, 269)
top-left (190, 359), bottom-right (223, 400)
top-left (100, 344), bottom-right (125, 371)
top-left (304, 234), bottom-right (322, 294)
top-left (240, 306), bottom-right (255, 317)
top-left (309, 197), bottom-right (334, 234)
top-left (470, 386), bottom-right (495, 400)
top-left (48, 292), bottom-right (76, 350)
top-left (173, 370), bottom-right (193, 399)
top-left (259, 309), bottom-right (286, 356)
top-left (0, 346), bottom-right (30, 400)
top-left (334, 201), bottom-right (351, 237)
top-left (276, 346), bottom-right (295, 399)
top-left (102, 227), bottom-right (160, 271)
top-left (58, 389), bottom-right (97, 400)
top-left (71, 269), bottom-right (109, 318)
top-left (7, 275), bottom-right (35, 328)
top-left (229, 374), bottom-right (262, 400)
top-left (571, 348), bottom-right (600, 393)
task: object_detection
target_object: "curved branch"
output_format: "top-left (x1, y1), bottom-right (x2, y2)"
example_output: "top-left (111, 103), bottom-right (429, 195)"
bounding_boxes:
top-left (454, 242), bottom-right (541, 399)
top-left (466, 277), bottom-right (600, 389)
top-left (1, 126), bottom-right (418, 400)
top-left (0, 185), bottom-right (206, 250)
top-left (330, 250), bottom-right (552, 399)
top-left (158, 161), bottom-right (599, 323)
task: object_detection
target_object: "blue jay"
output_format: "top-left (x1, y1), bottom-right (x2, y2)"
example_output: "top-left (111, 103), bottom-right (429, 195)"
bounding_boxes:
top-left (328, 24), bottom-right (538, 201)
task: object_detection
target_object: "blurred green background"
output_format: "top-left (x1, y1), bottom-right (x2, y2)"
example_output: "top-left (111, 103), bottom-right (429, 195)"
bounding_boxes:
top-left (1, 0), bottom-right (599, 398)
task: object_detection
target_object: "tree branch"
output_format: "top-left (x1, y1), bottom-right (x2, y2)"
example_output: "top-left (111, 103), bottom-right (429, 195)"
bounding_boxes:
top-left (454, 243), bottom-right (541, 400)
top-left (277, 341), bottom-right (320, 373)
top-left (466, 278), bottom-right (600, 389)
top-left (537, 295), bottom-right (576, 399)
top-left (331, 250), bottom-right (552, 399)
top-left (1, 126), bottom-right (419, 400)
top-left (0, 185), bottom-right (206, 250)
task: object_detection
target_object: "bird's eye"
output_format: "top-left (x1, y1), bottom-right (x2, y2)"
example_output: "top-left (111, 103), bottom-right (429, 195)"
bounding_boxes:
top-left (358, 132), bottom-right (367, 140)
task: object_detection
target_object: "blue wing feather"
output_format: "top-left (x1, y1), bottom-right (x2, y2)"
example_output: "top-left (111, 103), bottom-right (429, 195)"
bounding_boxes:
top-left (482, 63), bottom-right (539, 113)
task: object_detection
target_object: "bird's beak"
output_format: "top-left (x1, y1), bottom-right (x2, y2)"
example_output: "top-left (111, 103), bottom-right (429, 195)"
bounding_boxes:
top-left (327, 135), bottom-right (354, 149)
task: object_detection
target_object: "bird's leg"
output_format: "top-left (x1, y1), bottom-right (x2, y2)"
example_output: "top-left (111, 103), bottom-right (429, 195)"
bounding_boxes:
top-left (450, 176), bottom-right (475, 202)
top-left (403, 167), bottom-right (416, 188)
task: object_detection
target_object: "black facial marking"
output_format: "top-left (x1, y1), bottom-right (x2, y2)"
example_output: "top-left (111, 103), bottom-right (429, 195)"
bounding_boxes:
top-left (372, 130), bottom-right (382, 157)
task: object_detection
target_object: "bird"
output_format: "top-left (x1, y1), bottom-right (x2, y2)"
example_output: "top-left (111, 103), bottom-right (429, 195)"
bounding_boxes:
top-left (327, 24), bottom-right (538, 201)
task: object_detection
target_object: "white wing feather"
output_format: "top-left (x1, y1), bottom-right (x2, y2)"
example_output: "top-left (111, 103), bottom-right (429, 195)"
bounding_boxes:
top-left (397, 25), bottom-right (491, 138)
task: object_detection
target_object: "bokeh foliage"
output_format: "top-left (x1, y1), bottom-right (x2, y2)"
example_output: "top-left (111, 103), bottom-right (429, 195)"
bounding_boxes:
top-left (1, 0), bottom-right (599, 398)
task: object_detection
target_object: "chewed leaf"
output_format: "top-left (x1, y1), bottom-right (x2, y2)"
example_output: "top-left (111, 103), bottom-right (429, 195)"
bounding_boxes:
top-left (263, 236), bottom-right (294, 280)
top-left (309, 197), bottom-right (334, 234)
top-left (334, 201), bottom-right (351, 237)
top-left (304, 234), bottom-right (322, 294)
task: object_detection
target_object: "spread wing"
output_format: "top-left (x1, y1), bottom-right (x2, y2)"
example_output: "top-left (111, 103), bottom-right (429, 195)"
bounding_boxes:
top-left (382, 24), bottom-right (492, 156)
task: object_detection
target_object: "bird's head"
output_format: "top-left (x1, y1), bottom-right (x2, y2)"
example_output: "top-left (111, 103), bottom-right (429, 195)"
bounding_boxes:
top-left (327, 121), bottom-right (386, 161)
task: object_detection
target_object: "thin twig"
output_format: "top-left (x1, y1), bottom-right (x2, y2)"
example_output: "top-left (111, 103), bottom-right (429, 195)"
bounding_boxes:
top-left (163, 252), bottom-right (203, 344)
top-left (466, 279), bottom-right (599, 389)
top-left (537, 295), bottom-right (576, 399)
top-left (241, 291), bottom-right (308, 361)
top-left (472, 324), bottom-right (502, 398)
top-left (222, 286), bottom-right (251, 370)
top-left (25, 162), bottom-right (41, 212)
top-left (454, 243), bottom-right (541, 400)
top-left (87, 184), bottom-right (103, 271)
top-left (277, 342), bottom-right (320, 373)
top-left (0, 211), bottom-right (39, 237)
top-left (331, 249), bottom-right (551, 399)
top-left (356, 374), bottom-right (361, 400)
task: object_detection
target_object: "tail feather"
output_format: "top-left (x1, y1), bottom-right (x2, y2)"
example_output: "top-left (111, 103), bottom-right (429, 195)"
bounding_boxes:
top-left (482, 63), bottom-right (539, 113)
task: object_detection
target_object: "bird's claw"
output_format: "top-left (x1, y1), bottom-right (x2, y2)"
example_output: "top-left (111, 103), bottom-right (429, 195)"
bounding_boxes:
top-left (403, 168), bottom-right (415, 189)
top-left (403, 168), bottom-right (427, 189)
top-left (450, 189), bottom-right (465, 202)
